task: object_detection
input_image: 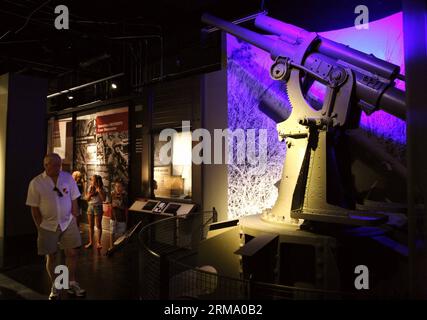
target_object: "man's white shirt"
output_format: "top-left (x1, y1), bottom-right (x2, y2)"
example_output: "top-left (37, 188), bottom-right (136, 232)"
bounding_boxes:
top-left (26, 171), bottom-right (80, 232)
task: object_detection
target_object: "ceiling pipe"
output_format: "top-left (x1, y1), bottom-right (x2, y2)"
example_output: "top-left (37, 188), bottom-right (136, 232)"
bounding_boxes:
top-left (47, 72), bottom-right (125, 99)
top-left (110, 35), bottom-right (164, 80)
top-left (79, 53), bottom-right (111, 68)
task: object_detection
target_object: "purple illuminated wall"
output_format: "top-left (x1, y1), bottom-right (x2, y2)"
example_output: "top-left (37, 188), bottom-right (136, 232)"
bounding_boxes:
top-left (227, 12), bottom-right (405, 219)
top-left (227, 34), bottom-right (291, 219)
top-left (320, 12), bottom-right (406, 150)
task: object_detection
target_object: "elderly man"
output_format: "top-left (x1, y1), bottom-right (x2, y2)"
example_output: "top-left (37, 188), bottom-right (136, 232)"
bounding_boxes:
top-left (26, 153), bottom-right (86, 300)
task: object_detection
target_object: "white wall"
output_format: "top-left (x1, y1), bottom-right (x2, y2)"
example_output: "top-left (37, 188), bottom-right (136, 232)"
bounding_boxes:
top-left (202, 68), bottom-right (228, 221)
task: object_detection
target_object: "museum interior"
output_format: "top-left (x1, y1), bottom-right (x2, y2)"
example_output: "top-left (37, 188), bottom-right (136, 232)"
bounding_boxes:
top-left (0, 0), bottom-right (426, 300)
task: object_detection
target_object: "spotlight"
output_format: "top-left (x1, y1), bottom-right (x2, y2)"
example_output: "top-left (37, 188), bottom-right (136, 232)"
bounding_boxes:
top-left (67, 95), bottom-right (74, 100)
top-left (111, 83), bottom-right (118, 89)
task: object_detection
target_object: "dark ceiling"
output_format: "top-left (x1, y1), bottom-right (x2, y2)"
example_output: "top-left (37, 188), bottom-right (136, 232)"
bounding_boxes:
top-left (0, 0), bottom-right (402, 109)
top-left (0, 0), bottom-right (262, 79)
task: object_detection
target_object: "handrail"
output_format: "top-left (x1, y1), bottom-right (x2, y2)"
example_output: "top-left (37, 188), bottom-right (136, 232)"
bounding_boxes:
top-left (138, 211), bottom-right (367, 299)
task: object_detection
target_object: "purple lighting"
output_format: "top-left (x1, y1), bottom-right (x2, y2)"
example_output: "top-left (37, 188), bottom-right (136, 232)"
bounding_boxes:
top-left (227, 12), bottom-right (406, 218)
top-left (319, 12), bottom-right (406, 146)
top-left (228, 12), bottom-right (406, 145)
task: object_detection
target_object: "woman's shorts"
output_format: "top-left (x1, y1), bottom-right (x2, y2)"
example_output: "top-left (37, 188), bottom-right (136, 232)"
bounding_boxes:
top-left (87, 204), bottom-right (103, 216)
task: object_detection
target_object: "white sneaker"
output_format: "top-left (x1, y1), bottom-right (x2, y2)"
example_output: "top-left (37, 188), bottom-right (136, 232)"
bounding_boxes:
top-left (49, 285), bottom-right (59, 300)
top-left (67, 281), bottom-right (86, 297)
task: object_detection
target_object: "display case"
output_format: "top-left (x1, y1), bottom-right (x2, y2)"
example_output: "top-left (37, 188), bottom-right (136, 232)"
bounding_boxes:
top-left (152, 131), bottom-right (192, 200)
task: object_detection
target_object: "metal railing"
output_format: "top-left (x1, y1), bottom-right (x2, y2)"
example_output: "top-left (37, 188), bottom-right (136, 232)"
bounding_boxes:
top-left (138, 211), bottom-right (368, 300)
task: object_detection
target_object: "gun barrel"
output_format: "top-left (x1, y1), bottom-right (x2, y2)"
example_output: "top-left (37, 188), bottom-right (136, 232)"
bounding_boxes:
top-left (255, 15), bottom-right (400, 80)
top-left (203, 13), bottom-right (406, 120)
top-left (379, 87), bottom-right (406, 120)
top-left (202, 13), bottom-right (275, 53)
top-left (318, 38), bottom-right (400, 80)
top-left (255, 14), bottom-right (309, 41)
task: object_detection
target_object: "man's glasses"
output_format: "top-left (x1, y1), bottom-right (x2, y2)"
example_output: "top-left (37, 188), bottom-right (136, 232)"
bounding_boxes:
top-left (53, 186), bottom-right (63, 197)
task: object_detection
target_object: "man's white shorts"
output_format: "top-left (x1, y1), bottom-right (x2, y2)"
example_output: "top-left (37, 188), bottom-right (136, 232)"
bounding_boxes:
top-left (37, 217), bottom-right (81, 255)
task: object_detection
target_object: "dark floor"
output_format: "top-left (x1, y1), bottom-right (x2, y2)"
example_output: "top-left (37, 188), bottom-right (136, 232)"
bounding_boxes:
top-left (1, 224), bottom-right (140, 300)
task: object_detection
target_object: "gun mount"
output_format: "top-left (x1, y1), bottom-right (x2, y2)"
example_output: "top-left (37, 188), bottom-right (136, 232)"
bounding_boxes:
top-left (202, 13), bottom-right (406, 225)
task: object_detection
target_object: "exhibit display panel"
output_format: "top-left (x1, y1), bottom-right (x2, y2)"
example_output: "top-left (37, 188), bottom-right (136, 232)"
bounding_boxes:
top-left (74, 107), bottom-right (129, 204)
top-left (48, 117), bottom-right (73, 172)
top-left (47, 106), bottom-right (130, 219)
top-left (153, 131), bottom-right (192, 200)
